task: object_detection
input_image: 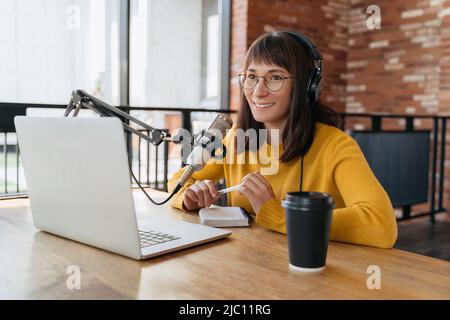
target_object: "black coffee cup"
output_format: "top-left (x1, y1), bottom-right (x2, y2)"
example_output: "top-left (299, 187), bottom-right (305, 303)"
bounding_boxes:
top-left (282, 192), bottom-right (334, 272)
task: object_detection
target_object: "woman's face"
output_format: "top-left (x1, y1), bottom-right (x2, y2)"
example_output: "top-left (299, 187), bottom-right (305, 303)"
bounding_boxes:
top-left (243, 62), bottom-right (293, 130)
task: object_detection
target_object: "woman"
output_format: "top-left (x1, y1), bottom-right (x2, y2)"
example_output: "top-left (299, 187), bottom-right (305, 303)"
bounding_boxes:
top-left (168, 31), bottom-right (397, 249)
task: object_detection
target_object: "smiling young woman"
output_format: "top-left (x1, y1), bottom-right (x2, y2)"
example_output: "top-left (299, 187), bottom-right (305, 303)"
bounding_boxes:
top-left (168, 31), bottom-right (398, 249)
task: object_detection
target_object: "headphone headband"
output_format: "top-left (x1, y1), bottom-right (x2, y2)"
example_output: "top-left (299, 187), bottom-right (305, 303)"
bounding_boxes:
top-left (279, 31), bottom-right (323, 105)
top-left (282, 31), bottom-right (323, 61)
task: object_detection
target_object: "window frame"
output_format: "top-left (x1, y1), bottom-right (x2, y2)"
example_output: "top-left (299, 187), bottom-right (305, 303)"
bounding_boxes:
top-left (119, 0), bottom-right (230, 109)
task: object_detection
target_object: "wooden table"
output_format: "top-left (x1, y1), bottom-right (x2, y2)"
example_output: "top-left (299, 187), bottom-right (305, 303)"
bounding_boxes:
top-left (0, 189), bottom-right (449, 299)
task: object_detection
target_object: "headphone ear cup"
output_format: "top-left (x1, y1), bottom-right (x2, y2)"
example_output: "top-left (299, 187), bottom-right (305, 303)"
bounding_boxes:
top-left (307, 68), bottom-right (321, 105)
top-left (315, 74), bottom-right (323, 102)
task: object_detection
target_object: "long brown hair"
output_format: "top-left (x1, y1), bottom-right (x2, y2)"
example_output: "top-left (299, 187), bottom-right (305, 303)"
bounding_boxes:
top-left (236, 31), bottom-right (341, 162)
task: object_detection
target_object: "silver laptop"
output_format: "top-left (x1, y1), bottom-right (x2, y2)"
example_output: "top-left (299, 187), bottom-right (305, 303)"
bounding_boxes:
top-left (14, 116), bottom-right (231, 260)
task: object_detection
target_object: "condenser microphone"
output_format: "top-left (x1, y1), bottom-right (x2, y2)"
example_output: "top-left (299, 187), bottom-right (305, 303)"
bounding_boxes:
top-left (175, 114), bottom-right (233, 189)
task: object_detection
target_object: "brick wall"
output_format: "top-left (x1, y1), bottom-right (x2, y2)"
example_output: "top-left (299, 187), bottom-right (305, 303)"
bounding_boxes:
top-left (230, 0), bottom-right (450, 213)
top-left (346, 0), bottom-right (450, 213)
top-left (230, 0), bottom-right (349, 112)
top-left (347, 0), bottom-right (450, 118)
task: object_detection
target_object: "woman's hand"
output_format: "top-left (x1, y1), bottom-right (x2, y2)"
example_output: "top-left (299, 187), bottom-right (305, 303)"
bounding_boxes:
top-left (182, 180), bottom-right (220, 211)
top-left (239, 172), bottom-right (275, 214)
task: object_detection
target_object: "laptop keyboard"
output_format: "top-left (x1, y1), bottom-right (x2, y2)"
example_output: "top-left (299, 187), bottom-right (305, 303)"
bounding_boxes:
top-left (138, 230), bottom-right (181, 248)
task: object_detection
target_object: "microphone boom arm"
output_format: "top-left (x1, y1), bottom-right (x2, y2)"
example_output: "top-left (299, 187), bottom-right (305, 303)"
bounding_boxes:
top-left (63, 89), bottom-right (233, 206)
top-left (63, 89), bottom-right (185, 205)
top-left (64, 89), bottom-right (170, 146)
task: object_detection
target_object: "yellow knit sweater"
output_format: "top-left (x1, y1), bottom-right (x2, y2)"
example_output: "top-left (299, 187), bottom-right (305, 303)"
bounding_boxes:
top-left (168, 122), bottom-right (398, 249)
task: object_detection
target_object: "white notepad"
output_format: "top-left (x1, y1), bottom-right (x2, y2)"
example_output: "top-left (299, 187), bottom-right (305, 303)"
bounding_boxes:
top-left (199, 205), bottom-right (251, 227)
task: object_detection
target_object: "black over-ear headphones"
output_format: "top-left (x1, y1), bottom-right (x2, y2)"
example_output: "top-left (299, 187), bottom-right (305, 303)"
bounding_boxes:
top-left (281, 31), bottom-right (323, 106)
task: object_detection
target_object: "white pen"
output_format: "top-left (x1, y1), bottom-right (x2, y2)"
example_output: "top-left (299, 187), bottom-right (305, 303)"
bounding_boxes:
top-left (217, 184), bottom-right (241, 195)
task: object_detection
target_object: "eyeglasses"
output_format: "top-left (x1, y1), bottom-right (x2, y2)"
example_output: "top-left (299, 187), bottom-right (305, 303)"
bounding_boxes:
top-left (238, 71), bottom-right (294, 92)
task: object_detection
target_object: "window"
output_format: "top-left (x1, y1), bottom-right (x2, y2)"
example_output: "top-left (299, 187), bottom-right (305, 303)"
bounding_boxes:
top-left (0, 0), bottom-right (230, 194)
top-left (129, 0), bottom-right (225, 109)
top-left (0, 0), bottom-right (121, 105)
top-left (128, 0), bottom-right (229, 182)
top-left (202, 0), bottom-right (220, 105)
